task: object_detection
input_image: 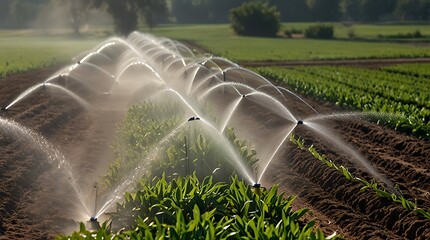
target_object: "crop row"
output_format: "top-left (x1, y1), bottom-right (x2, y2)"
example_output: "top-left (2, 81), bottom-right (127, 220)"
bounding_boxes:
top-left (106, 99), bottom-right (258, 187)
top-left (290, 134), bottom-right (430, 220)
top-left (60, 174), bottom-right (336, 239)
top-left (256, 66), bottom-right (430, 139)
top-left (383, 63), bottom-right (430, 79)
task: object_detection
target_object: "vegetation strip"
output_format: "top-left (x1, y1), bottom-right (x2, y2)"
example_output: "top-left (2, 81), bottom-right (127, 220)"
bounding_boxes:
top-left (59, 175), bottom-right (336, 239)
top-left (256, 66), bottom-right (430, 139)
top-left (290, 134), bottom-right (430, 220)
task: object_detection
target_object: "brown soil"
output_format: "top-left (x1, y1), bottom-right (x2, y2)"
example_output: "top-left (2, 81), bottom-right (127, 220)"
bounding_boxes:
top-left (0, 59), bottom-right (429, 240)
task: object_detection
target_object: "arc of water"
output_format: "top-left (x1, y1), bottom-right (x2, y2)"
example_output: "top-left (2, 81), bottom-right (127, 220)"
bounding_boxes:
top-left (303, 122), bottom-right (394, 190)
top-left (277, 86), bottom-right (319, 115)
top-left (257, 124), bottom-right (297, 183)
top-left (95, 121), bottom-right (188, 217)
top-left (43, 83), bottom-right (91, 110)
top-left (5, 83), bottom-right (45, 110)
top-left (220, 97), bottom-right (243, 133)
top-left (197, 82), bottom-right (252, 100)
top-left (304, 111), bottom-right (402, 123)
top-left (200, 118), bottom-right (256, 185)
top-left (245, 91), bottom-right (297, 123)
top-left (0, 117), bottom-right (92, 217)
top-left (223, 66), bottom-right (285, 97)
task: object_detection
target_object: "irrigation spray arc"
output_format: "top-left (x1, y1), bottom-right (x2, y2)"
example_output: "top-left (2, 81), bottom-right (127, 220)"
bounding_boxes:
top-left (0, 31), bottom-right (397, 231)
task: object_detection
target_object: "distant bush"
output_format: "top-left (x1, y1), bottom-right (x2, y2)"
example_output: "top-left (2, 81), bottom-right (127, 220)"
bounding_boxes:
top-left (230, 2), bottom-right (281, 37)
top-left (284, 28), bottom-right (303, 38)
top-left (378, 30), bottom-right (423, 39)
top-left (304, 24), bottom-right (334, 39)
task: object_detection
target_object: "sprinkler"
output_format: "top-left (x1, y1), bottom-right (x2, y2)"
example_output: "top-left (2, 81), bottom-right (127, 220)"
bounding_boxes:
top-left (242, 94), bottom-right (246, 98)
top-left (223, 71), bottom-right (226, 82)
top-left (297, 120), bottom-right (304, 125)
top-left (0, 107), bottom-right (7, 111)
top-left (188, 116), bottom-right (200, 122)
top-left (252, 183), bottom-right (262, 196)
top-left (86, 217), bottom-right (100, 230)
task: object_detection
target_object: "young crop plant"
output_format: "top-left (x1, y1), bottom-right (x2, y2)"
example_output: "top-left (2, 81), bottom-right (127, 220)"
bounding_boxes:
top-left (59, 174), bottom-right (338, 239)
top-left (290, 134), bottom-right (430, 221)
top-left (256, 66), bottom-right (430, 140)
top-left (106, 99), bottom-right (259, 189)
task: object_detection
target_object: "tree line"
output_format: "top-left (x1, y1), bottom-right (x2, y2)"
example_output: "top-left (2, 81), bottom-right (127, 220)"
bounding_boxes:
top-left (0, 0), bottom-right (429, 35)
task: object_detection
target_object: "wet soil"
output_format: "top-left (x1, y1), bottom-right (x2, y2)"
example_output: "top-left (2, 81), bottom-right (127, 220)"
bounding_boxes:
top-left (0, 60), bottom-right (429, 239)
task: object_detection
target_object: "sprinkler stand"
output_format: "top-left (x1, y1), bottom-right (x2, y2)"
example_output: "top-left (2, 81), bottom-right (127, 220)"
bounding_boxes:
top-left (252, 183), bottom-right (262, 196)
top-left (86, 217), bottom-right (100, 230)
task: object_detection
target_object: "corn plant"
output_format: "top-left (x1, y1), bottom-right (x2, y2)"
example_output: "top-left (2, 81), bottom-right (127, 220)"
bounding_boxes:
top-left (60, 174), bottom-right (338, 239)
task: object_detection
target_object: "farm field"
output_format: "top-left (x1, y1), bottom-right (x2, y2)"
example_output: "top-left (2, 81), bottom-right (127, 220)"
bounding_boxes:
top-left (0, 31), bottom-right (101, 77)
top-left (0, 25), bottom-right (429, 240)
top-left (152, 24), bottom-right (430, 61)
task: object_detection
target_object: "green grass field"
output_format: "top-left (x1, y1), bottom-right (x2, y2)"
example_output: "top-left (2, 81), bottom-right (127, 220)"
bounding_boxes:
top-left (152, 24), bottom-right (430, 61)
top-left (1, 22), bottom-right (430, 77)
top-left (0, 31), bottom-right (101, 77)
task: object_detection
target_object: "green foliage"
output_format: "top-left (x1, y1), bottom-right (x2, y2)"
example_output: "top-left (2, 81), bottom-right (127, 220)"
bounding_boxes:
top-left (107, 101), bottom-right (258, 187)
top-left (230, 2), bottom-right (281, 37)
top-left (256, 66), bottom-right (430, 139)
top-left (383, 63), bottom-right (430, 78)
top-left (290, 134), bottom-right (430, 220)
top-left (304, 24), bottom-right (334, 39)
top-left (378, 30), bottom-right (424, 39)
top-left (60, 174), bottom-right (335, 239)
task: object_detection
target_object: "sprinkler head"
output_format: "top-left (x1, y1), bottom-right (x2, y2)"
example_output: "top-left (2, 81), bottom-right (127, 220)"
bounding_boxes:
top-left (0, 107), bottom-right (7, 111)
top-left (297, 120), bottom-right (304, 125)
top-left (252, 183), bottom-right (262, 196)
top-left (87, 217), bottom-right (100, 230)
top-left (242, 94), bottom-right (246, 98)
top-left (188, 116), bottom-right (200, 122)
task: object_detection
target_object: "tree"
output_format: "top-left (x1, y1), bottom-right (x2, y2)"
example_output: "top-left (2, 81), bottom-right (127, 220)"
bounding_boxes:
top-left (360, 0), bottom-right (397, 21)
top-left (306, 0), bottom-right (341, 21)
top-left (136, 0), bottom-right (169, 29)
top-left (230, 2), bottom-right (281, 37)
top-left (395, 0), bottom-right (430, 20)
top-left (9, 0), bottom-right (44, 27)
top-left (50, 0), bottom-right (96, 36)
top-left (95, 0), bottom-right (168, 35)
top-left (340, 0), bottom-right (362, 20)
